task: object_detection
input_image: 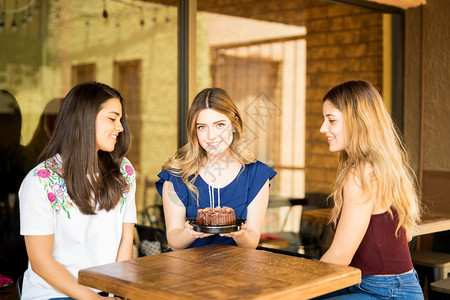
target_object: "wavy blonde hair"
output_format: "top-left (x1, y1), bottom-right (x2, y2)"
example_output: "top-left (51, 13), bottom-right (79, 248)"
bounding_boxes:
top-left (324, 81), bottom-right (421, 236)
top-left (162, 88), bottom-right (255, 202)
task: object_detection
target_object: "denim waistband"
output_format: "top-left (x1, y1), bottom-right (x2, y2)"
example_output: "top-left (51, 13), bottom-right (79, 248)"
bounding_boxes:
top-left (362, 269), bottom-right (419, 286)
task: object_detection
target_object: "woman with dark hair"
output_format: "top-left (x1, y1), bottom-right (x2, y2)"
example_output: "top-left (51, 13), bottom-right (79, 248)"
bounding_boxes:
top-left (19, 82), bottom-right (136, 299)
top-left (156, 87), bottom-right (276, 250)
top-left (318, 81), bottom-right (423, 299)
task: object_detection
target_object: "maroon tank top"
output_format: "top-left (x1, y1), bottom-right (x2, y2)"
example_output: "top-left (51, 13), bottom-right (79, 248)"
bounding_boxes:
top-left (350, 210), bottom-right (413, 276)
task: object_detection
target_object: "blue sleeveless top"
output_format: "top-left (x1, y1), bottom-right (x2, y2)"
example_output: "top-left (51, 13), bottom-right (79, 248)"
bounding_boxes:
top-left (156, 160), bottom-right (276, 248)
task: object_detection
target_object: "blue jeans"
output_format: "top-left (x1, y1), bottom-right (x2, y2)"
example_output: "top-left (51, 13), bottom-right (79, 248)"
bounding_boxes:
top-left (317, 269), bottom-right (424, 299)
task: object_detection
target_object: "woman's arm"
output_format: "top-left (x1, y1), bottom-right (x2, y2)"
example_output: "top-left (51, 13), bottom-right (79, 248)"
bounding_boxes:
top-left (24, 235), bottom-right (103, 300)
top-left (320, 171), bottom-right (375, 266)
top-left (162, 181), bottom-right (211, 250)
top-left (222, 180), bottom-right (270, 249)
top-left (116, 223), bottom-right (135, 261)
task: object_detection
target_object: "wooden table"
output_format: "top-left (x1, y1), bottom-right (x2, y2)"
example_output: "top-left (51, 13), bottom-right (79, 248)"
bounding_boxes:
top-left (302, 208), bottom-right (332, 225)
top-left (302, 209), bottom-right (450, 236)
top-left (417, 211), bottom-right (450, 236)
top-left (430, 276), bottom-right (450, 294)
top-left (79, 244), bottom-right (361, 300)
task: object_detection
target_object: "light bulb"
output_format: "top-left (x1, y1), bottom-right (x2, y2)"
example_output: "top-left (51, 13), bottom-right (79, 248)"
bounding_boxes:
top-left (11, 19), bottom-right (17, 32)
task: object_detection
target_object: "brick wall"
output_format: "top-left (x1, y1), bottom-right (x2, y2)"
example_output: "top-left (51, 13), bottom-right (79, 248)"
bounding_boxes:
top-left (153, 0), bottom-right (383, 194)
top-left (303, 2), bottom-right (383, 193)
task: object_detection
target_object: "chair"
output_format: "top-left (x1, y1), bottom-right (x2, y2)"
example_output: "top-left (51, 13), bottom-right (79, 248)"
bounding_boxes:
top-left (135, 224), bottom-right (168, 256)
top-left (411, 233), bottom-right (450, 299)
top-left (261, 194), bottom-right (329, 258)
top-left (140, 177), bottom-right (165, 231)
top-left (299, 193), bottom-right (333, 257)
top-left (16, 273), bottom-right (23, 299)
top-left (261, 196), bottom-right (308, 253)
top-left (140, 202), bottom-right (165, 230)
top-left (411, 250), bottom-right (450, 280)
top-left (411, 231), bottom-right (450, 293)
top-left (430, 277), bottom-right (450, 300)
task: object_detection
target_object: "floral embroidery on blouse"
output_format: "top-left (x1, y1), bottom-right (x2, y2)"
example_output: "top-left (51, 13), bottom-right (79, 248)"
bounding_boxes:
top-left (35, 157), bottom-right (73, 219)
top-left (119, 158), bottom-right (135, 212)
top-left (34, 156), bottom-right (134, 218)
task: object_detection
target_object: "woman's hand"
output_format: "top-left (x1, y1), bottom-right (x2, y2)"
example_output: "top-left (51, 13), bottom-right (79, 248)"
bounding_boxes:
top-left (227, 180), bottom-right (270, 249)
top-left (184, 220), bottom-right (213, 239)
top-left (220, 223), bottom-right (247, 238)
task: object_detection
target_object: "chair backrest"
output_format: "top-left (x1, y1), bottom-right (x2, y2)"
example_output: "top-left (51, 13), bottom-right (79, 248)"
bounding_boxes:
top-left (16, 273), bottom-right (23, 299)
top-left (135, 224), bottom-right (168, 255)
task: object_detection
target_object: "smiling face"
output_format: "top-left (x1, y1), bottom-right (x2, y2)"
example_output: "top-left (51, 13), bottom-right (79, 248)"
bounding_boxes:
top-left (95, 98), bottom-right (123, 152)
top-left (320, 100), bottom-right (347, 152)
top-left (196, 108), bottom-right (234, 157)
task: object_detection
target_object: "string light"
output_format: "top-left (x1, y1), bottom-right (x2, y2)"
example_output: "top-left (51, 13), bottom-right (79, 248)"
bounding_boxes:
top-left (11, 0), bottom-right (18, 32)
top-left (165, 5), bottom-right (170, 24)
top-left (110, 0), bottom-right (166, 28)
top-left (0, 0), bottom-right (37, 33)
top-left (0, 0), bottom-right (4, 33)
top-left (102, 0), bottom-right (108, 19)
top-left (11, 18), bottom-right (17, 32)
top-left (0, 0), bottom-right (35, 14)
top-left (139, 6), bottom-right (144, 26)
top-left (47, 0), bottom-right (169, 30)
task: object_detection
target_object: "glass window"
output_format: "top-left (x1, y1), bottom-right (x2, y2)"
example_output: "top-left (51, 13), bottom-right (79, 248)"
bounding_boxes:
top-left (0, 0), bottom-right (178, 279)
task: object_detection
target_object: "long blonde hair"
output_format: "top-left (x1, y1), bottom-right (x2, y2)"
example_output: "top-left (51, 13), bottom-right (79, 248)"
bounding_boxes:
top-left (324, 81), bottom-right (421, 236)
top-left (162, 87), bottom-right (255, 201)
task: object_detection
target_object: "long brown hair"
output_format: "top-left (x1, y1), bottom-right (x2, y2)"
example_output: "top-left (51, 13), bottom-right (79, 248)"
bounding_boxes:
top-left (38, 82), bottom-right (131, 215)
top-left (324, 80), bottom-right (421, 236)
top-left (163, 87), bottom-right (254, 200)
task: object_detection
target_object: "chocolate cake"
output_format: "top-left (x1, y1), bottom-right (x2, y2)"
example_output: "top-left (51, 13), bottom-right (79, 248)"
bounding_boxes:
top-left (197, 206), bottom-right (236, 226)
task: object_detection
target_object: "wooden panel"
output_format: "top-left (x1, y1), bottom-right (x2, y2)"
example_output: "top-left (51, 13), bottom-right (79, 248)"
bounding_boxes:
top-left (423, 170), bottom-right (450, 213)
top-left (72, 63), bottom-right (96, 85)
top-left (114, 60), bottom-right (142, 173)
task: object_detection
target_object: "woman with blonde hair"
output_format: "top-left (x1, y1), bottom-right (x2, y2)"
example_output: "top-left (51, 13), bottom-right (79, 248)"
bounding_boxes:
top-left (156, 87), bottom-right (276, 250)
top-left (318, 80), bottom-right (423, 299)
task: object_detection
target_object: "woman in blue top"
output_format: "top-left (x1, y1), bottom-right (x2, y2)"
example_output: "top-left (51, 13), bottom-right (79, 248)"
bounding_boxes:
top-left (156, 88), bottom-right (276, 250)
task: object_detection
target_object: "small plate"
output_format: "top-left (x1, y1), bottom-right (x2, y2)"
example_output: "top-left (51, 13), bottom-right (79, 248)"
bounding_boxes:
top-left (187, 218), bottom-right (246, 234)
